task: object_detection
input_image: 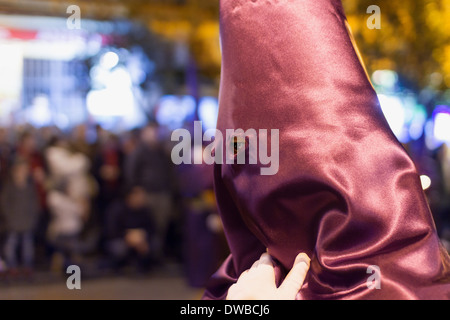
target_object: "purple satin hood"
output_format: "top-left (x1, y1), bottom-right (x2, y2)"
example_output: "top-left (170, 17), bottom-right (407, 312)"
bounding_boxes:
top-left (203, 0), bottom-right (450, 299)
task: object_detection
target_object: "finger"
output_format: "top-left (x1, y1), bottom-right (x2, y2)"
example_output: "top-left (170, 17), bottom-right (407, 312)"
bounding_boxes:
top-left (235, 269), bottom-right (250, 283)
top-left (258, 253), bottom-right (273, 267)
top-left (250, 252), bottom-right (270, 270)
top-left (256, 252), bottom-right (276, 283)
top-left (226, 284), bottom-right (240, 300)
top-left (241, 269), bottom-right (250, 277)
top-left (250, 258), bottom-right (260, 269)
top-left (277, 253), bottom-right (310, 299)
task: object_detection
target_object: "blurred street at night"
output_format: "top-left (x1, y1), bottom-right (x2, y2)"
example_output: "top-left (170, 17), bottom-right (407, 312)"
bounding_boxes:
top-left (0, 0), bottom-right (450, 300)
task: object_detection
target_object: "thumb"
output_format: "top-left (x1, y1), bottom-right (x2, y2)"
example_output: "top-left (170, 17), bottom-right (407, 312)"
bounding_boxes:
top-left (277, 253), bottom-right (311, 299)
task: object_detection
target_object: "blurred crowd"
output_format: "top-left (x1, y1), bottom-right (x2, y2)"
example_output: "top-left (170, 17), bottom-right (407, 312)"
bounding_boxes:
top-left (1, 120), bottom-right (449, 288)
top-left (0, 122), bottom-right (228, 288)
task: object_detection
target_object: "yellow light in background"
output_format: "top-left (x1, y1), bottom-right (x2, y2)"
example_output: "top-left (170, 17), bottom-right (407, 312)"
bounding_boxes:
top-left (149, 20), bottom-right (192, 41)
top-left (420, 175), bottom-right (432, 191)
top-left (191, 21), bottom-right (221, 69)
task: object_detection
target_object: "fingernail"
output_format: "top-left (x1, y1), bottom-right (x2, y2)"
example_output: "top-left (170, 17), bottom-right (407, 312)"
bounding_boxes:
top-left (295, 253), bottom-right (311, 268)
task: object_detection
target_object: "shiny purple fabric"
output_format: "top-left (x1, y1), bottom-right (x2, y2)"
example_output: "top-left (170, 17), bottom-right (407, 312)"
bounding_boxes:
top-left (203, 0), bottom-right (450, 300)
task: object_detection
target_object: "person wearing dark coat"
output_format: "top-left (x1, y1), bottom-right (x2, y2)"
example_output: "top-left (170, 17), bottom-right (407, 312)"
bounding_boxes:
top-left (104, 185), bottom-right (155, 272)
top-left (1, 157), bottom-right (40, 272)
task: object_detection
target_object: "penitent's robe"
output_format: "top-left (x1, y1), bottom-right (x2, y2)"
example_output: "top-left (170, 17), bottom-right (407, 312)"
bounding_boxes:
top-left (203, 0), bottom-right (450, 300)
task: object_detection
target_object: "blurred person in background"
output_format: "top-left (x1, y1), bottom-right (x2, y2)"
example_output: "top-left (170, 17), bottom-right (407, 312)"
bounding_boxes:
top-left (93, 133), bottom-right (124, 223)
top-left (0, 127), bottom-right (13, 185)
top-left (125, 123), bottom-right (175, 263)
top-left (0, 256), bottom-right (6, 279)
top-left (438, 144), bottom-right (450, 250)
top-left (103, 185), bottom-right (155, 273)
top-left (1, 157), bottom-right (40, 277)
top-left (70, 124), bottom-right (95, 161)
top-left (15, 131), bottom-right (47, 215)
top-left (177, 144), bottom-right (228, 287)
top-left (45, 136), bottom-right (96, 271)
top-left (121, 129), bottom-right (140, 163)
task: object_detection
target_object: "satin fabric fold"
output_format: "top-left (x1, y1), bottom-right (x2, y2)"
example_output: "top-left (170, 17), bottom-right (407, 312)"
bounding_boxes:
top-left (203, 0), bottom-right (450, 299)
